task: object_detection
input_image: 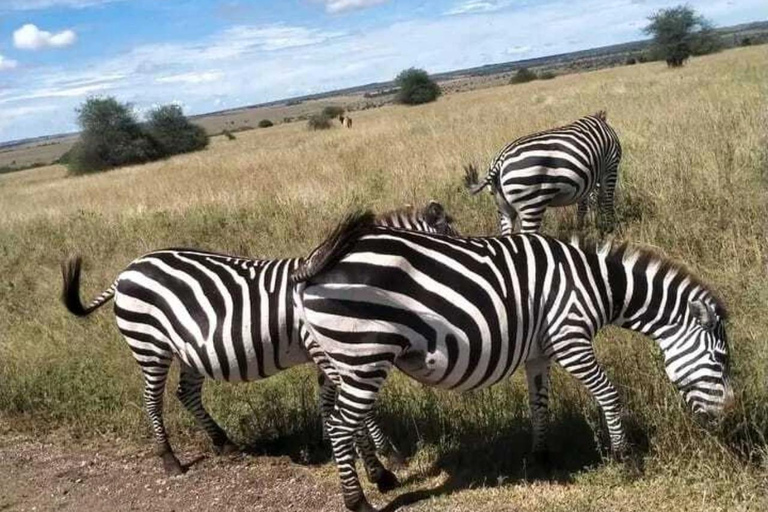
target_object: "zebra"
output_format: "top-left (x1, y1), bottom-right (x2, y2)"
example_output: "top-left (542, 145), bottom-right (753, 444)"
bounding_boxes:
top-left (60, 201), bottom-right (457, 482)
top-left (292, 211), bottom-right (733, 512)
top-left (464, 111), bottom-right (621, 234)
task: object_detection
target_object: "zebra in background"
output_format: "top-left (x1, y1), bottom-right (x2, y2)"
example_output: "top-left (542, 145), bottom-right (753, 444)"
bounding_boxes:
top-left (464, 111), bottom-right (621, 234)
top-left (339, 114), bottom-right (352, 128)
top-left (292, 212), bottom-right (733, 512)
top-left (61, 201), bottom-right (457, 482)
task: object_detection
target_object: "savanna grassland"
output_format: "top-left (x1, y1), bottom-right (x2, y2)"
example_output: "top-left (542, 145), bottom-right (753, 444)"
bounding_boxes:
top-left (1, 46), bottom-right (767, 511)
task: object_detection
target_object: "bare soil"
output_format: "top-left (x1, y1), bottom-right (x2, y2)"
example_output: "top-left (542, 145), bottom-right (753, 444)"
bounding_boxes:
top-left (0, 434), bottom-right (340, 512)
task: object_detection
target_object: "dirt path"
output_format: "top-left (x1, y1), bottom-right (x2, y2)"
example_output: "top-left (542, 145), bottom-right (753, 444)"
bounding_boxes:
top-left (0, 434), bottom-right (342, 512)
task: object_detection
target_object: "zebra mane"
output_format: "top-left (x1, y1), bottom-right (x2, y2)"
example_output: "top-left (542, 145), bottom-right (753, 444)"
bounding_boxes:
top-left (292, 209), bottom-right (376, 284)
top-left (567, 236), bottom-right (728, 320)
top-left (376, 200), bottom-right (458, 235)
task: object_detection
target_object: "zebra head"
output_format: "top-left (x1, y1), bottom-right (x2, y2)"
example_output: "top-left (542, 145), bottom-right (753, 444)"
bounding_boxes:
top-left (662, 298), bottom-right (733, 418)
top-left (421, 200), bottom-right (459, 236)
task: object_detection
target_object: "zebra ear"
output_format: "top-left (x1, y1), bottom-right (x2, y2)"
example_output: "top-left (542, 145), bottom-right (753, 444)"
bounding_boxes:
top-left (424, 200), bottom-right (446, 225)
top-left (690, 300), bottom-right (716, 330)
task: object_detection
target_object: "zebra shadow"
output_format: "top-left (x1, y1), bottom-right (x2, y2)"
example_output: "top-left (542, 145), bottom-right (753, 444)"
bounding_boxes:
top-left (378, 409), bottom-right (651, 511)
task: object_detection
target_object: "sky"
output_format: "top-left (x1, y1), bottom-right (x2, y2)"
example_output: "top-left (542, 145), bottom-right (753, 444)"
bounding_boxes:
top-left (0, 0), bottom-right (765, 142)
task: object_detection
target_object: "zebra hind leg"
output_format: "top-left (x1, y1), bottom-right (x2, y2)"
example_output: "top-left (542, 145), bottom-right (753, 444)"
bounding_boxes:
top-left (525, 357), bottom-right (552, 471)
top-left (176, 364), bottom-right (238, 455)
top-left (140, 359), bottom-right (184, 475)
top-left (354, 425), bottom-right (400, 493)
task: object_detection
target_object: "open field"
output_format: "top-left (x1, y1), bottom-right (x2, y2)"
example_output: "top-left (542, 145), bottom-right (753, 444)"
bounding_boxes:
top-left (1, 46), bottom-right (767, 510)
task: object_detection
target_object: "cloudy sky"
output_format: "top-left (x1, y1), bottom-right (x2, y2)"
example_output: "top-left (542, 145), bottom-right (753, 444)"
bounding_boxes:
top-left (0, 0), bottom-right (765, 142)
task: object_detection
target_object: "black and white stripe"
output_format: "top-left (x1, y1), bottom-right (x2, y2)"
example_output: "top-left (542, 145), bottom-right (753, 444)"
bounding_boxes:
top-left (465, 111), bottom-right (622, 234)
top-left (61, 201), bottom-right (457, 478)
top-left (293, 214), bottom-right (732, 512)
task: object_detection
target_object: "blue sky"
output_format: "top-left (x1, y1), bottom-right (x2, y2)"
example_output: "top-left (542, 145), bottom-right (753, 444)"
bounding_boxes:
top-left (0, 0), bottom-right (765, 142)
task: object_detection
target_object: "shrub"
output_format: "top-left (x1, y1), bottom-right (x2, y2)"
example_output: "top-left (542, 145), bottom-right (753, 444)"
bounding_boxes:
top-left (509, 67), bottom-right (538, 84)
top-left (625, 57), bottom-right (638, 65)
top-left (644, 5), bottom-right (720, 67)
top-left (394, 68), bottom-right (441, 105)
top-left (223, 129), bottom-right (236, 140)
top-left (539, 71), bottom-right (556, 80)
top-left (321, 106), bottom-right (344, 119)
top-left (258, 119), bottom-right (274, 128)
top-left (307, 114), bottom-right (332, 130)
top-left (146, 104), bottom-right (208, 156)
top-left (66, 97), bottom-right (163, 175)
top-left (740, 37), bottom-right (752, 47)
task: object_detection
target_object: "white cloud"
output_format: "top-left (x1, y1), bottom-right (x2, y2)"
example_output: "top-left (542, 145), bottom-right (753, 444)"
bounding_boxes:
top-left (13, 24), bottom-right (77, 50)
top-left (506, 45), bottom-right (531, 55)
top-left (1, 0), bottom-right (121, 10)
top-left (0, 54), bottom-right (19, 71)
top-left (321, 0), bottom-right (390, 14)
top-left (156, 71), bottom-right (224, 84)
top-left (445, 0), bottom-right (510, 16)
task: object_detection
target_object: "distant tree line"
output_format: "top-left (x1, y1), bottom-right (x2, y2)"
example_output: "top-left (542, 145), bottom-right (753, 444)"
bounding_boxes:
top-left (64, 97), bottom-right (208, 175)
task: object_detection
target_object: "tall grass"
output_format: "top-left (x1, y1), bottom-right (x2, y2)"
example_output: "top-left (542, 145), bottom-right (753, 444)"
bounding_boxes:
top-left (1, 47), bottom-right (767, 506)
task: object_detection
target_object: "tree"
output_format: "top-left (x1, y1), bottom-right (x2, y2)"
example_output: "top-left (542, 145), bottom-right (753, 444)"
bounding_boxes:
top-left (146, 104), bottom-right (208, 156)
top-left (307, 113), bottom-right (332, 130)
top-left (258, 119), bottom-right (274, 128)
top-left (509, 67), bottom-right (538, 84)
top-left (322, 106), bottom-right (344, 119)
top-left (67, 97), bottom-right (162, 174)
top-left (644, 5), bottom-right (720, 67)
top-left (394, 68), bottom-right (441, 105)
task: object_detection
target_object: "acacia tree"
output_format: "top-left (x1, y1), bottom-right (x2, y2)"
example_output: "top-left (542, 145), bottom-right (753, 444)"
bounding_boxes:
top-left (394, 68), bottom-right (441, 105)
top-left (146, 104), bottom-right (208, 156)
top-left (644, 5), bottom-right (720, 67)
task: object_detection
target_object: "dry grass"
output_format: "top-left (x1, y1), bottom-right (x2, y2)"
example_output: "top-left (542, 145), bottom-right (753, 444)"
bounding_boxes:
top-left (1, 46), bottom-right (767, 510)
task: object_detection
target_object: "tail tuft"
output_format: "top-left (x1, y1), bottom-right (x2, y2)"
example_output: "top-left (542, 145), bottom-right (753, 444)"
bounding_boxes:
top-left (463, 163), bottom-right (488, 195)
top-left (292, 210), bottom-right (376, 284)
top-left (61, 256), bottom-right (116, 317)
top-left (62, 256), bottom-right (89, 316)
top-left (594, 109), bottom-right (607, 121)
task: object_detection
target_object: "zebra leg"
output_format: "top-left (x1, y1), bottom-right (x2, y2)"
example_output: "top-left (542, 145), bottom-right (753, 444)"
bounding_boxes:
top-left (176, 364), bottom-right (237, 455)
top-left (140, 359), bottom-right (184, 475)
top-left (577, 197), bottom-right (590, 229)
top-left (318, 371), bottom-right (337, 441)
top-left (364, 411), bottom-right (405, 467)
top-left (553, 337), bottom-right (627, 457)
top-left (518, 211), bottom-right (546, 234)
top-left (354, 423), bottom-right (400, 493)
top-left (525, 357), bottom-right (551, 467)
top-left (598, 173), bottom-right (618, 233)
top-left (494, 192), bottom-right (518, 236)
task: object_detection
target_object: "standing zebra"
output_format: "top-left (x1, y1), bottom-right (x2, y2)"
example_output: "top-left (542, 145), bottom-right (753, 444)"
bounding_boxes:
top-left (293, 212), bottom-right (733, 512)
top-left (464, 111), bottom-right (621, 234)
top-left (61, 201), bottom-right (457, 480)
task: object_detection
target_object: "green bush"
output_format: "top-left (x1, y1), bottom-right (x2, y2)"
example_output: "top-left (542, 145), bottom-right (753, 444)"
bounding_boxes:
top-left (146, 104), bottom-right (208, 156)
top-left (222, 129), bottom-right (236, 140)
top-left (539, 71), bottom-right (557, 80)
top-left (321, 106), bottom-right (344, 119)
top-left (509, 68), bottom-right (538, 84)
top-left (307, 114), bottom-right (332, 130)
top-left (394, 68), bottom-right (441, 105)
top-left (66, 97), bottom-right (163, 175)
top-left (258, 119), bottom-right (274, 128)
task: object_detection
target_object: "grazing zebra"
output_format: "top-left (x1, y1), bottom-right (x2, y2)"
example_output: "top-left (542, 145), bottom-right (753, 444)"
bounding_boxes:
top-left (293, 212), bottom-right (733, 512)
top-left (61, 201), bottom-right (457, 480)
top-left (464, 111), bottom-right (621, 234)
top-left (339, 114), bottom-right (352, 128)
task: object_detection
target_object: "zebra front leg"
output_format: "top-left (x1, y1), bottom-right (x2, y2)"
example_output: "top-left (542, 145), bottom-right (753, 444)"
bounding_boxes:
top-left (597, 173), bottom-right (618, 233)
top-left (553, 337), bottom-right (627, 457)
top-left (576, 197), bottom-right (590, 229)
top-left (140, 360), bottom-right (184, 475)
top-left (176, 364), bottom-right (237, 455)
top-left (525, 357), bottom-right (552, 468)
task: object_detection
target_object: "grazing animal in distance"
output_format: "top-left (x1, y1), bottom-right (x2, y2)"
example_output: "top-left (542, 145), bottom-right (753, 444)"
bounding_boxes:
top-left (60, 201), bottom-right (457, 481)
top-left (339, 114), bottom-right (352, 128)
top-left (293, 211), bottom-right (733, 512)
top-left (464, 110), bottom-right (621, 234)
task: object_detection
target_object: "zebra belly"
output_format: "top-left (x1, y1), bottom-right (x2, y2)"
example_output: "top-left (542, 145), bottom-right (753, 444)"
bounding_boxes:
top-left (114, 286), bottom-right (309, 383)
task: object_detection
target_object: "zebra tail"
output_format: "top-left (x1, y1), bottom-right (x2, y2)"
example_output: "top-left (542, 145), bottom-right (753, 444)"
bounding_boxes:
top-left (61, 256), bottom-right (117, 317)
top-left (463, 163), bottom-right (490, 195)
top-left (291, 209), bottom-right (376, 284)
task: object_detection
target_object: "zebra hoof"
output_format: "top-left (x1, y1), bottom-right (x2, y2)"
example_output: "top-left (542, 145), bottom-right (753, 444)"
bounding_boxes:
top-left (346, 497), bottom-right (377, 512)
top-left (161, 453), bottom-right (184, 476)
top-left (375, 468), bottom-right (400, 493)
top-left (213, 441), bottom-right (239, 456)
top-left (386, 449), bottom-right (406, 469)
